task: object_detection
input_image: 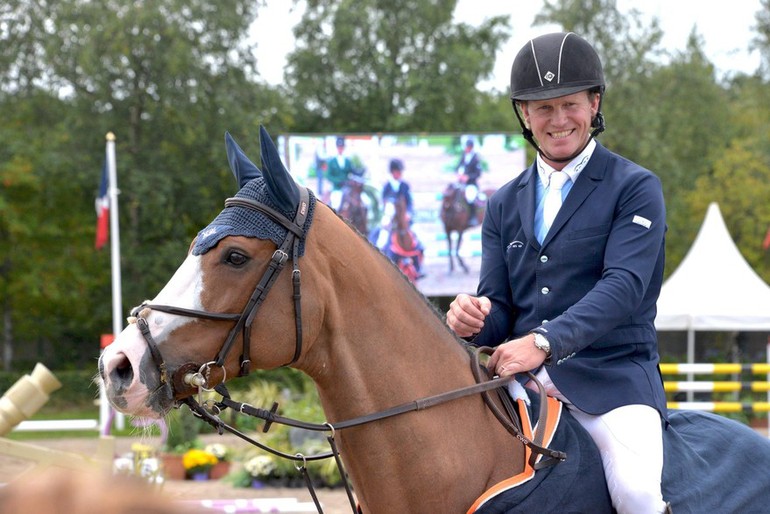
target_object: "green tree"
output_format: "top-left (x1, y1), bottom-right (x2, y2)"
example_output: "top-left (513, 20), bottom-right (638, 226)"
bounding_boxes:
top-left (285, 0), bottom-right (511, 132)
top-left (0, 0), bottom-right (283, 369)
top-left (754, 0), bottom-right (770, 79)
top-left (638, 33), bottom-right (731, 267)
top-left (688, 140), bottom-right (770, 282)
top-left (0, 91), bottom-right (105, 370)
top-left (533, 1), bottom-right (735, 276)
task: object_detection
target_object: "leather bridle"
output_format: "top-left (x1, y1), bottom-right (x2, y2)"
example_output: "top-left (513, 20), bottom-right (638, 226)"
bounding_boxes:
top-left (129, 187), bottom-right (311, 397)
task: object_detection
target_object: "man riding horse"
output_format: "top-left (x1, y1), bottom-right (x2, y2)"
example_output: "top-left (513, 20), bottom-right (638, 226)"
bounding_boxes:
top-left (454, 138), bottom-right (483, 226)
top-left (447, 32), bottom-right (672, 513)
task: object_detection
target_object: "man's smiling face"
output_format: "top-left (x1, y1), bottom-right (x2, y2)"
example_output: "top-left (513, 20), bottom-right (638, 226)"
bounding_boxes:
top-left (521, 90), bottom-right (600, 169)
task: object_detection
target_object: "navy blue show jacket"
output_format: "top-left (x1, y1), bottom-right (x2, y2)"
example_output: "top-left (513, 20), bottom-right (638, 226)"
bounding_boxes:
top-left (472, 142), bottom-right (668, 417)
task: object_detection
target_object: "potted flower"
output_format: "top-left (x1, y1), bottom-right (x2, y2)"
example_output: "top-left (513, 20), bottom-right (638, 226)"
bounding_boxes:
top-left (182, 448), bottom-right (218, 480)
top-left (243, 455), bottom-right (277, 488)
top-left (112, 443), bottom-right (162, 486)
top-left (205, 443), bottom-right (232, 480)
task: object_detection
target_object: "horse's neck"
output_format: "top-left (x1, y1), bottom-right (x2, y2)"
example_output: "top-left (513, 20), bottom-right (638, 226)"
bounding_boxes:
top-left (308, 258), bottom-right (465, 417)
top-left (297, 210), bottom-right (524, 512)
top-left (305, 210), bottom-right (467, 397)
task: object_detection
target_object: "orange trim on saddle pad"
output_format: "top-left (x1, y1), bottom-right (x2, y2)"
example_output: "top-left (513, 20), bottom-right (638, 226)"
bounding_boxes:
top-left (466, 395), bottom-right (563, 513)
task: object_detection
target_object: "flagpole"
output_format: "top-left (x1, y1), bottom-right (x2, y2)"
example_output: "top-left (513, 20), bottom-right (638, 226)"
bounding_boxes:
top-left (102, 132), bottom-right (125, 431)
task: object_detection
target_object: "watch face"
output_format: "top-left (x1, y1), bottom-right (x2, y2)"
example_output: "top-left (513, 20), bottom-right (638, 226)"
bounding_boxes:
top-left (534, 334), bottom-right (550, 354)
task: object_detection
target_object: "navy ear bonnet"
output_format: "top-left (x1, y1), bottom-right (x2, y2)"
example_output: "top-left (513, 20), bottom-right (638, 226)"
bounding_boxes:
top-left (193, 127), bottom-right (315, 256)
top-left (192, 177), bottom-right (315, 256)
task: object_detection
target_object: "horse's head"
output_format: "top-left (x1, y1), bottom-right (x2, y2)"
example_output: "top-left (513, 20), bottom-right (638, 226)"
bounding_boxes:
top-left (441, 183), bottom-right (461, 209)
top-left (392, 195), bottom-right (410, 230)
top-left (98, 126), bottom-right (319, 417)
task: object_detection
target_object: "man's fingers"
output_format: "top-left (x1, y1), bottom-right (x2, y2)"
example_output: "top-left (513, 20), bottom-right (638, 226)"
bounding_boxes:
top-left (476, 296), bottom-right (491, 316)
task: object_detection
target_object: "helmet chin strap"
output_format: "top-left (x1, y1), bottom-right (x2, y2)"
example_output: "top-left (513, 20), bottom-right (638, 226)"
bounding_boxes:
top-left (511, 99), bottom-right (606, 164)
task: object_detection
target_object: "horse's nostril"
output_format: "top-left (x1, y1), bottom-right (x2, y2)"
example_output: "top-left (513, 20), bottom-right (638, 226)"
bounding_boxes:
top-left (110, 353), bottom-right (134, 386)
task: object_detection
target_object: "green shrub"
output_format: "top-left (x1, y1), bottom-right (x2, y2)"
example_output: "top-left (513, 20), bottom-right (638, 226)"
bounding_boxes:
top-left (212, 375), bottom-right (343, 488)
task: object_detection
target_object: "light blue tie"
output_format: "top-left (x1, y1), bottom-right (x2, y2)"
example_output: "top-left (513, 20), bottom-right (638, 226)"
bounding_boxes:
top-left (538, 172), bottom-right (570, 243)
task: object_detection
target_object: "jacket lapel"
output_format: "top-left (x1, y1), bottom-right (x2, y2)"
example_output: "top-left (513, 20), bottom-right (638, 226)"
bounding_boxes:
top-left (517, 165), bottom-right (539, 248)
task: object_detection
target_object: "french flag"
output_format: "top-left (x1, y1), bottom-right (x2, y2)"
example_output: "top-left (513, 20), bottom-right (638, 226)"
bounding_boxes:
top-left (95, 160), bottom-right (109, 250)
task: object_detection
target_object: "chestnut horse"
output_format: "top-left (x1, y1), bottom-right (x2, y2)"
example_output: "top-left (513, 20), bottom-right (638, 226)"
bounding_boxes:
top-left (440, 183), bottom-right (489, 274)
top-left (98, 127), bottom-right (608, 512)
top-left (99, 127), bottom-right (770, 513)
top-left (386, 196), bottom-right (424, 283)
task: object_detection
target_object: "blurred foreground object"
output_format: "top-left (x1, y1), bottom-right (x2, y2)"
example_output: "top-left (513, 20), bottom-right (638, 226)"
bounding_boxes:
top-left (0, 363), bottom-right (61, 435)
top-left (0, 468), bottom-right (198, 514)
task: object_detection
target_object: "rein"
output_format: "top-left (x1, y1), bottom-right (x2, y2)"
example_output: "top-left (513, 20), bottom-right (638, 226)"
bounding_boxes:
top-left (188, 348), bottom-right (565, 462)
top-left (181, 345), bottom-right (566, 513)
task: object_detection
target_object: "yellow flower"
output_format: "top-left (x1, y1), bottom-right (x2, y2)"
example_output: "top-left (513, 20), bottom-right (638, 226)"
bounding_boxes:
top-left (182, 448), bottom-right (218, 473)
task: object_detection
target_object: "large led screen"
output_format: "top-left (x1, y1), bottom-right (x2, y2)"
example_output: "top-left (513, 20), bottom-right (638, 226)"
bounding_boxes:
top-left (278, 133), bottom-right (527, 297)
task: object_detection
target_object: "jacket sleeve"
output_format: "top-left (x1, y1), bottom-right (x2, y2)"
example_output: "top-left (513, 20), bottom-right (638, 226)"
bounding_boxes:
top-left (471, 197), bottom-right (515, 348)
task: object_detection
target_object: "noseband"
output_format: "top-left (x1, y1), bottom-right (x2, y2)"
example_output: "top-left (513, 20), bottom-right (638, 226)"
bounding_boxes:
top-left (130, 187), bottom-right (311, 397)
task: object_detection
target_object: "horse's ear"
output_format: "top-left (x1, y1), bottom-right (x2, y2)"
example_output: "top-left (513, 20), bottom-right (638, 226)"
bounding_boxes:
top-left (259, 125), bottom-right (300, 212)
top-left (225, 131), bottom-right (262, 188)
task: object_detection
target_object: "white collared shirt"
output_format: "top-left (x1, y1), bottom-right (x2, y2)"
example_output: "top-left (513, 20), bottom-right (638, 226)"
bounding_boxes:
top-left (536, 138), bottom-right (597, 188)
top-left (534, 139), bottom-right (597, 243)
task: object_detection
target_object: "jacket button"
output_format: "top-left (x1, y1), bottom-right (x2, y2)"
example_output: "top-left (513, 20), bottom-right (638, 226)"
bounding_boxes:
top-left (541, 287), bottom-right (550, 295)
top-left (540, 255), bottom-right (549, 263)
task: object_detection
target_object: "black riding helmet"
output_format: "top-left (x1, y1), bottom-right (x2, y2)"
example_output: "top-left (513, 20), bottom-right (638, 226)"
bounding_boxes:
top-left (509, 32), bottom-right (606, 162)
top-left (389, 158), bottom-right (404, 173)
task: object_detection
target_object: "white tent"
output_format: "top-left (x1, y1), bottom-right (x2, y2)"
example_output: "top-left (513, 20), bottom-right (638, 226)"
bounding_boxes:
top-left (655, 202), bottom-right (770, 399)
top-left (656, 202), bottom-right (770, 332)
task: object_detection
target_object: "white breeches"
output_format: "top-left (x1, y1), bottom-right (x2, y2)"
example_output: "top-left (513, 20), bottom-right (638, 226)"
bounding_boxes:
top-left (529, 368), bottom-right (668, 514)
top-left (464, 184), bottom-right (478, 204)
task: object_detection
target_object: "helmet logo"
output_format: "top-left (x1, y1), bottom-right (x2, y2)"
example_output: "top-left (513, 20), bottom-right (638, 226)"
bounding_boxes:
top-left (543, 71), bottom-right (555, 82)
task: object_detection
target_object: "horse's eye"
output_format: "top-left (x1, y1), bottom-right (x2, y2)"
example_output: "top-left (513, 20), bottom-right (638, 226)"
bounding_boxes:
top-left (225, 250), bottom-right (249, 267)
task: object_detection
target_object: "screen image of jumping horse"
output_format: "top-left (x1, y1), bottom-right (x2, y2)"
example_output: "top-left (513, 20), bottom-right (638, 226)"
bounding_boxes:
top-left (99, 126), bottom-right (770, 513)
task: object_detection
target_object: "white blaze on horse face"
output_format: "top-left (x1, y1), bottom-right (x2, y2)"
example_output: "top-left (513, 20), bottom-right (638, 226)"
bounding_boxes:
top-left (147, 253), bottom-right (205, 339)
top-left (100, 254), bottom-right (204, 416)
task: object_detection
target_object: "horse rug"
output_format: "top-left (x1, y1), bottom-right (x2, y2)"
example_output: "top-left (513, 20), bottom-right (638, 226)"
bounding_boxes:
top-left (471, 389), bottom-right (770, 513)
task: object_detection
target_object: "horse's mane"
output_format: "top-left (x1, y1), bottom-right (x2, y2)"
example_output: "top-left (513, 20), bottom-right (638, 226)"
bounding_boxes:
top-left (330, 206), bottom-right (469, 350)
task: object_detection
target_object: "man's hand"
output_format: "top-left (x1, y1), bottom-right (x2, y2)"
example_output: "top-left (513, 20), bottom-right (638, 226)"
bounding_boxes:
top-left (446, 294), bottom-right (491, 338)
top-left (487, 334), bottom-right (547, 377)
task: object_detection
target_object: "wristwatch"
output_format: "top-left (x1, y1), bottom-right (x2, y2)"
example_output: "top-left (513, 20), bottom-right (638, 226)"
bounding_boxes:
top-left (532, 333), bottom-right (552, 361)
